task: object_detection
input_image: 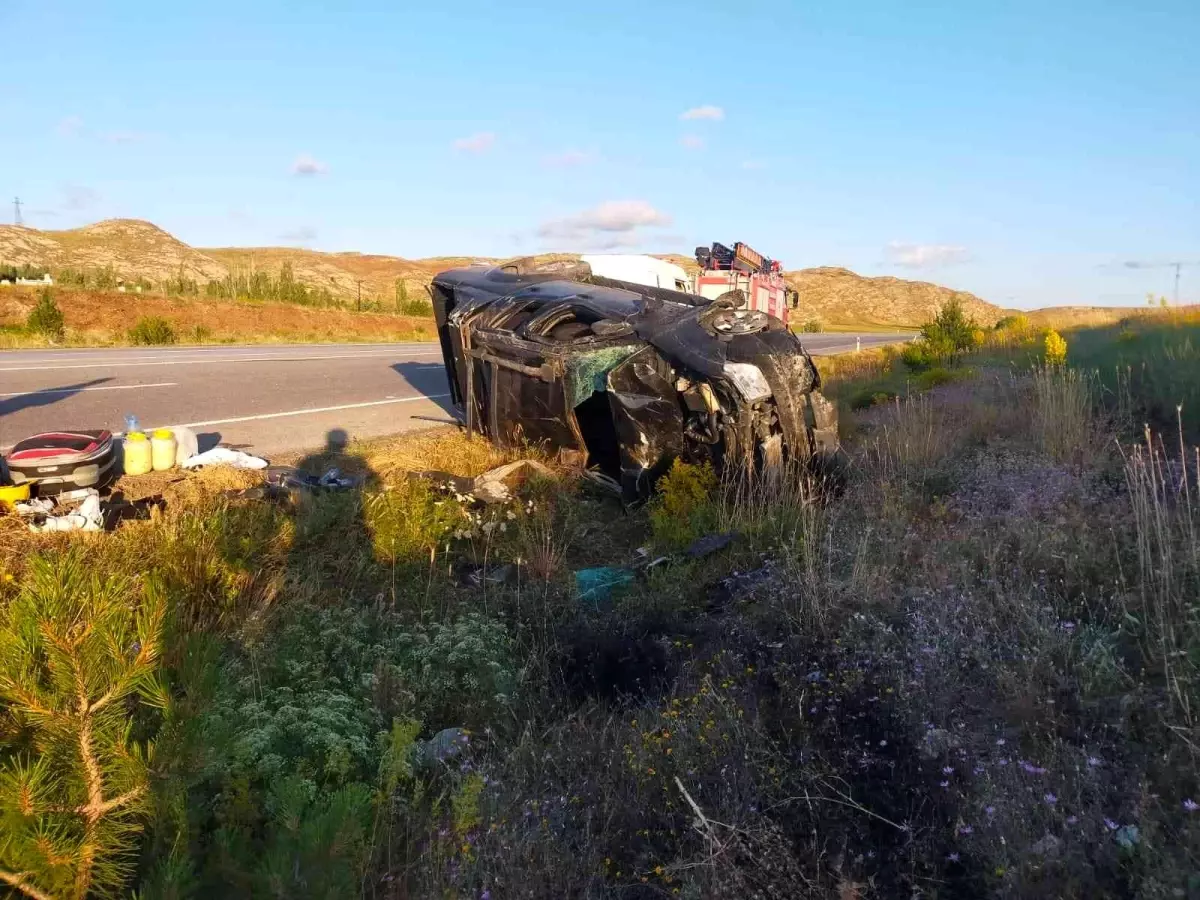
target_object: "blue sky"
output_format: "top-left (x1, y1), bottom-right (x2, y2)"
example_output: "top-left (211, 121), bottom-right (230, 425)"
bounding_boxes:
top-left (1, 0), bottom-right (1197, 308)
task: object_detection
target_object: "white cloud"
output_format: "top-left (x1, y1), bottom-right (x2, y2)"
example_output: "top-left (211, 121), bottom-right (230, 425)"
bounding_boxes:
top-left (452, 132), bottom-right (496, 154)
top-left (290, 154), bottom-right (329, 176)
top-left (680, 134), bottom-right (705, 149)
top-left (886, 241), bottom-right (969, 269)
top-left (680, 105), bottom-right (724, 121)
top-left (538, 200), bottom-right (672, 250)
top-left (280, 226), bottom-right (318, 244)
top-left (542, 149), bottom-right (596, 167)
top-left (61, 183), bottom-right (99, 211)
top-left (741, 159), bottom-right (766, 170)
top-left (56, 115), bottom-right (84, 138)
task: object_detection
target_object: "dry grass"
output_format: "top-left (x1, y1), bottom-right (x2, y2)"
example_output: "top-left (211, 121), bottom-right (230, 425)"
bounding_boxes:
top-left (1031, 364), bottom-right (1097, 464)
top-left (0, 285), bottom-right (435, 346)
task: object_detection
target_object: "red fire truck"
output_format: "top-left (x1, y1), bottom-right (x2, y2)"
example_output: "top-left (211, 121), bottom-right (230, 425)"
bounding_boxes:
top-left (693, 241), bottom-right (795, 325)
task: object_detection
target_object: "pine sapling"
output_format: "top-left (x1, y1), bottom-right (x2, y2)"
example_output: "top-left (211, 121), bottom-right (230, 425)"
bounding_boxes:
top-left (0, 553), bottom-right (167, 899)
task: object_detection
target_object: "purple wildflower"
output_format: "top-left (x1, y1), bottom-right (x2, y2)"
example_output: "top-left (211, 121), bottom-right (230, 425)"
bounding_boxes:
top-left (995, 738), bottom-right (1006, 746)
top-left (985, 806), bottom-right (996, 817)
top-left (940, 780), bottom-right (950, 788)
top-left (958, 825), bottom-right (974, 835)
top-left (947, 852), bottom-right (960, 862)
top-left (1044, 793), bottom-right (1057, 805)
top-left (942, 766), bottom-right (955, 775)
top-left (1184, 799), bottom-right (1199, 813)
top-left (998, 758), bottom-right (1009, 767)
top-left (1104, 818), bottom-right (1119, 831)
top-left (482, 891), bottom-right (492, 900)
top-left (1086, 756), bottom-right (1101, 767)
top-left (1067, 815), bottom-right (1078, 825)
top-left (973, 766), bottom-right (985, 775)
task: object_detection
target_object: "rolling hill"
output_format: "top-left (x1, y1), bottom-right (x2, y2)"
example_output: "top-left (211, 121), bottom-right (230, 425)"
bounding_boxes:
top-left (1, 218), bottom-right (1008, 328)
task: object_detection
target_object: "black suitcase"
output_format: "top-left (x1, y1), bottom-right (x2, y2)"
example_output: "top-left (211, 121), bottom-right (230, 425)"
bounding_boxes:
top-left (6, 430), bottom-right (117, 494)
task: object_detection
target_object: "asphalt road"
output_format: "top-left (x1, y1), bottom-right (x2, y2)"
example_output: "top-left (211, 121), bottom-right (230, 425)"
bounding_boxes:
top-left (0, 333), bottom-right (910, 457)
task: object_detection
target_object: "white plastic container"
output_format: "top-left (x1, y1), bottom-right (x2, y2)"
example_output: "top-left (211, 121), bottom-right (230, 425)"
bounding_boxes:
top-left (151, 429), bottom-right (177, 471)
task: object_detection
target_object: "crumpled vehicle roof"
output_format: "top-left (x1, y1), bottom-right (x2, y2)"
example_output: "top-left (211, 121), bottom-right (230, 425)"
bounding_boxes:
top-left (429, 259), bottom-right (836, 499)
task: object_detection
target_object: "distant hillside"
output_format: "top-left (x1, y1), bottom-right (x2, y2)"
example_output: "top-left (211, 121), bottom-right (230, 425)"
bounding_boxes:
top-left (0, 220), bottom-right (227, 284)
top-left (0, 219), bottom-right (1003, 327)
top-left (786, 267), bottom-right (1003, 328)
top-left (200, 247), bottom-right (477, 301)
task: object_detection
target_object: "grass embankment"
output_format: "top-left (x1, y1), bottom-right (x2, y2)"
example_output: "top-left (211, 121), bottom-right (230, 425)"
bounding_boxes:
top-left (1, 313), bottom-right (1199, 897)
top-left (0, 286), bottom-right (436, 348)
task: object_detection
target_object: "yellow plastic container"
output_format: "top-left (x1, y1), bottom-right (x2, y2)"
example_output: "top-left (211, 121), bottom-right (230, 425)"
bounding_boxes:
top-left (0, 483), bottom-right (31, 509)
top-left (151, 429), bottom-right (177, 472)
top-left (123, 432), bottom-right (153, 476)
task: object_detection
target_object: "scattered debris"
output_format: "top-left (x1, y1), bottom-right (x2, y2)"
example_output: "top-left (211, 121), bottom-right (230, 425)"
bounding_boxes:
top-left (102, 493), bottom-right (166, 529)
top-left (472, 459), bottom-right (554, 504)
top-left (684, 531), bottom-right (738, 559)
top-left (13, 496), bottom-right (55, 517)
top-left (706, 557), bottom-right (778, 609)
top-left (575, 566), bottom-right (635, 605)
top-left (415, 727), bottom-right (471, 770)
top-left (29, 492), bottom-right (103, 532)
top-left (632, 547), bottom-right (671, 570)
top-left (260, 465), bottom-right (363, 496)
top-left (181, 447), bottom-right (269, 470)
top-left (410, 459), bottom-right (553, 504)
top-left (456, 562), bottom-right (516, 588)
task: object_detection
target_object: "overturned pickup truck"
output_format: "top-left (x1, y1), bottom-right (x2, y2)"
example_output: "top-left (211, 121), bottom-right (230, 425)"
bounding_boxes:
top-left (429, 257), bottom-right (837, 500)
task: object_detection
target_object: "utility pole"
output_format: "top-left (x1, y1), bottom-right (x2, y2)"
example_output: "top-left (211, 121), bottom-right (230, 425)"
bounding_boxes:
top-left (356, 280), bottom-right (362, 312)
top-left (13, 196), bottom-right (22, 226)
top-left (1172, 262), bottom-right (1182, 305)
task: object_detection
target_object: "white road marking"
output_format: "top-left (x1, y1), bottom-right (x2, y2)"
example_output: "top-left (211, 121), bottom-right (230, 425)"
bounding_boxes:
top-left (0, 350), bottom-right (445, 372)
top-left (169, 393), bottom-right (454, 429)
top-left (0, 381), bottom-right (178, 397)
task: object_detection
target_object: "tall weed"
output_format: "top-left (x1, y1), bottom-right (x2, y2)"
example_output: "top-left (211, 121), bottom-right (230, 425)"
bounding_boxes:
top-left (1031, 364), bottom-right (1094, 464)
top-left (1121, 426), bottom-right (1200, 722)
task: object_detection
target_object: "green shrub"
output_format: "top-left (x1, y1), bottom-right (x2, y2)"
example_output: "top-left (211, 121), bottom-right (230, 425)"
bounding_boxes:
top-left (649, 459), bottom-right (719, 548)
top-left (915, 366), bottom-right (958, 390)
top-left (901, 341), bottom-right (936, 370)
top-left (904, 297), bottom-right (981, 370)
top-left (25, 287), bottom-right (65, 341)
top-left (799, 319), bottom-right (824, 333)
top-left (849, 389), bottom-right (897, 410)
top-left (187, 323), bottom-right (213, 343)
top-left (398, 298), bottom-right (434, 316)
top-left (128, 316), bottom-right (177, 345)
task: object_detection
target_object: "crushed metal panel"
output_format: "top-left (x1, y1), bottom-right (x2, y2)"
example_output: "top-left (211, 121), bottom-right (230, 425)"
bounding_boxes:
top-left (488, 362), bottom-right (581, 451)
top-left (606, 346), bottom-right (686, 501)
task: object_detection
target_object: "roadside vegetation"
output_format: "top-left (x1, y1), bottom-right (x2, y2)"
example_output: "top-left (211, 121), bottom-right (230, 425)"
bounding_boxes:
top-left (0, 285), bottom-right (435, 349)
top-left (1, 302), bottom-right (1199, 897)
top-left (1, 258), bottom-right (437, 348)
